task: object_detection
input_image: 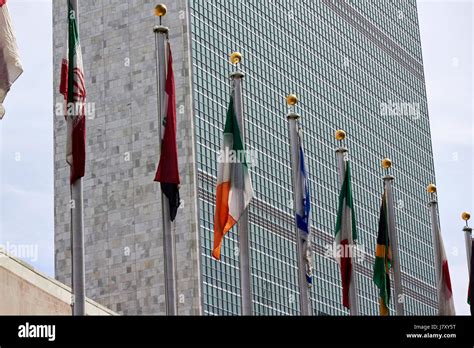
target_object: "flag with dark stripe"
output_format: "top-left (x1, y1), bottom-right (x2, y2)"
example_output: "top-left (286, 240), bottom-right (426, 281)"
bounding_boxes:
top-left (373, 190), bottom-right (391, 315)
top-left (154, 42), bottom-right (180, 221)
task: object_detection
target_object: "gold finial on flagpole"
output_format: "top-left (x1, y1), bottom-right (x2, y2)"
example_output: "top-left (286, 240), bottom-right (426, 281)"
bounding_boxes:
top-left (155, 4), bottom-right (167, 16)
top-left (335, 129), bottom-right (346, 141)
top-left (286, 94), bottom-right (298, 106)
top-left (381, 158), bottom-right (392, 169)
top-left (154, 4), bottom-right (167, 25)
top-left (462, 211), bottom-right (471, 225)
top-left (427, 183), bottom-right (437, 193)
top-left (230, 52), bottom-right (242, 65)
top-left (286, 94), bottom-right (299, 120)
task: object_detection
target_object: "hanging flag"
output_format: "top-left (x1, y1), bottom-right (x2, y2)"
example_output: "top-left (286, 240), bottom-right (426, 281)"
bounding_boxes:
top-left (373, 191), bottom-right (391, 315)
top-left (154, 42), bottom-right (180, 221)
top-left (469, 239), bottom-right (474, 316)
top-left (334, 161), bottom-right (357, 308)
top-left (294, 128), bottom-right (313, 285)
top-left (0, 0), bottom-right (23, 119)
top-left (212, 94), bottom-right (253, 260)
top-left (433, 225), bottom-right (455, 315)
top-left (59, 0), bottom-right (86, 184)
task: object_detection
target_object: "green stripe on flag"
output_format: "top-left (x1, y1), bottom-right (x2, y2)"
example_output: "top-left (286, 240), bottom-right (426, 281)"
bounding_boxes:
top-left (224, 95), bottom-right (247, 168)
top-left (67, 0), bottom-right (80, 103)
top-left (334, 162), bottom-right (357, 241)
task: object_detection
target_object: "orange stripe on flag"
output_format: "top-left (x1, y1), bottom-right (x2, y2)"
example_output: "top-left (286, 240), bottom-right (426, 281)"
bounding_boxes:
top-left (379, 298), bottom-right (389, 316)
top-left (212, 182), bottom-right (237, 260)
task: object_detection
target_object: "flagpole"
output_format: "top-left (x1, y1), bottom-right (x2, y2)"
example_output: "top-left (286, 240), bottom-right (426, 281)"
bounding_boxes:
top-left (71, 178), bottom-right (85, 315)
top-left (286, 95), bottom-right (311, 316)
top-left (462, 212), bottom-right (472, 276)
top-left (154, 5), bottom-right (177, 316)
top-left (381, 158), bottom-right (404, 315)
top-left (229, 52), bottom-right (252, 316)
top-left (427, 184), bottom-right (443, 315)
top-left (69, 0), bottom-right (85, 317)
top-left (335, 130), bottom-right (359, 316)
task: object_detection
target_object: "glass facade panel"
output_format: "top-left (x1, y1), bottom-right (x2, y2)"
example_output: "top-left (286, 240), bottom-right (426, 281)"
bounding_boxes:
top-left (190, 0), bottom-right (437, 315)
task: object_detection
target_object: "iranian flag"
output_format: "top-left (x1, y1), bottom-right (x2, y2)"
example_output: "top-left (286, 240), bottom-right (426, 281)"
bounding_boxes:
top-left (212, 94), bottom-right (253, 260)
top-left (0, 0), bottom-right (23, 119)
top-left (433, 224), bottom-right (455, 315)
top-left (334, 161), bottom-right (357, 309)
top-left (59, 0), bottom-right (86, 184)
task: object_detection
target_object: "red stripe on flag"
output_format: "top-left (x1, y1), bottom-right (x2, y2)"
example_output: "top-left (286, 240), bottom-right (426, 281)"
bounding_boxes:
top-left (70, 116), bottom-right (86, 183)
top-left (340, 239), bottom-right (352, 309)
top-left (73, 68), bottom-right (86, 99)
top-left (442, 260), bottom-right (453, 295)
top-left (73, 68), bottom-right (85, 87)
top-left (69, 67), bottom-right (86, 184)
top-left (59, 59), bottom-right (68, 98)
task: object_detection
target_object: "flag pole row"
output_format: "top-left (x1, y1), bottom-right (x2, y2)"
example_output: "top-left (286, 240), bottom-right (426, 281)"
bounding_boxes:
top-left (61, 2), bottom-right (472, 316)
top-left (152, 3), bottom-right (472, 315)
top-left (209, 47), bottom-right (473, 316)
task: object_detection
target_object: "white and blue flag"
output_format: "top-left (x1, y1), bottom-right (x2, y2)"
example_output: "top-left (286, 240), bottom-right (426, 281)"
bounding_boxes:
top-left (295, 128), bottom-right (313, 286)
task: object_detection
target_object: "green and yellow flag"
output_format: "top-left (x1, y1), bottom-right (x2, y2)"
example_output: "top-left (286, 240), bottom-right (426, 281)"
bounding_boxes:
top-left (373, 190), bottom-right (391, 315)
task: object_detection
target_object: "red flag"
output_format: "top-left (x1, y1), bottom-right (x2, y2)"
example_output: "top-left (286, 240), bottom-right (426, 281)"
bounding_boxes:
top-left (154, 43), bottom-right (180, 221)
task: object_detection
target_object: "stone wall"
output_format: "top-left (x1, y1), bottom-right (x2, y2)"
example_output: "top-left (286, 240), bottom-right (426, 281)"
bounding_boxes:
top-left (52, 0), bottom-right (201, 315)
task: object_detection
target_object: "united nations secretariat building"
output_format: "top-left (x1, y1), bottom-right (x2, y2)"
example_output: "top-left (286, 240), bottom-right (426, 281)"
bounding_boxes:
top-left (52, 0), bottom-right (438, 315)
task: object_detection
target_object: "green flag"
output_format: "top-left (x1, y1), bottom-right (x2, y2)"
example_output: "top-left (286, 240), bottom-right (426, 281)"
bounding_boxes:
top-left (373, 190), bottom-right (391, 315)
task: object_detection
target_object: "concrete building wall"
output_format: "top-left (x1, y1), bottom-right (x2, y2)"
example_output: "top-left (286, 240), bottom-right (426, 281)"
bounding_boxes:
top-left (52, 0), bottom-right (201, 315)
top-left (0, 249), bottom-right (115, 315)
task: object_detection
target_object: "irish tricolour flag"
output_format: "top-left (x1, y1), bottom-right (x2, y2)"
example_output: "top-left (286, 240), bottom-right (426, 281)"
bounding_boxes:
top-left (334, 161), bottom-right (357, 309)
top-left (212, 93), bottom-right (253, 260)
top-left (59, 0), bottom-right (86, 184)
top-left (0, 0), bottom-right (23, 119)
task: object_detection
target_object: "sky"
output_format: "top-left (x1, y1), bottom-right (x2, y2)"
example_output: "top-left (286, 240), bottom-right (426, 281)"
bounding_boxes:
top-left (0, 0), bottom-right (472, 315)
